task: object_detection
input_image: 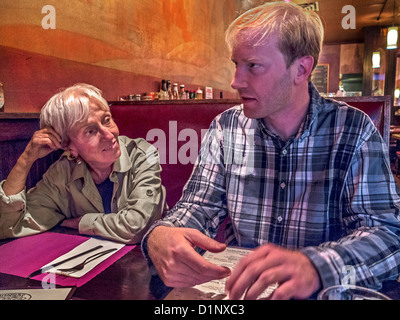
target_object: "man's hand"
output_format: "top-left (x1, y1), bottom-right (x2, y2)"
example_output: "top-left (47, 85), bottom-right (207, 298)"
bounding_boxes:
top-left (147, 226), bottom-right (231, 287)
top-left (225, 243), bottom-right (321, 300)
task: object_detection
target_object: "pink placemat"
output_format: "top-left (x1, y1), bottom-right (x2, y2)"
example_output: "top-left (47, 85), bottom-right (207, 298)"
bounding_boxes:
top-left (0, 232), bottom-right (135, 287)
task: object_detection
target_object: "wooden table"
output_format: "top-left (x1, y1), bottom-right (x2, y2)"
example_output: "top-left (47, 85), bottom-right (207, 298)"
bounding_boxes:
top-left (1, 227), bottom-right (400, 300)
top-left (0, 227), bottom-right (171, 300)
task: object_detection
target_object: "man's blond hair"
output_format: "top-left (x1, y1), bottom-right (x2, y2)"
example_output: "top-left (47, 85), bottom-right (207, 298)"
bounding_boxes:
top-left (225, 1), bottom-right (324, 71)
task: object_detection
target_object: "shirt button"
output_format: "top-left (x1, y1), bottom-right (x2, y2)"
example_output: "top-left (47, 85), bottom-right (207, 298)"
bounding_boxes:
top-left (282, 149), bottom-right (287, 156)
top-left (280, 182), bottom-right (286, 189)
top-left (277, 216), bottom-right (283, 223)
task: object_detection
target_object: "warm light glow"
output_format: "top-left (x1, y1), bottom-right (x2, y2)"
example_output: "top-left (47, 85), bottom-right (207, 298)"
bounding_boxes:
top-left (387, 26), bottom-right (398, 49)
top-left (372, 52), bottom-right (381, 68)
top-left (395, 88), bottom-right (400, 99)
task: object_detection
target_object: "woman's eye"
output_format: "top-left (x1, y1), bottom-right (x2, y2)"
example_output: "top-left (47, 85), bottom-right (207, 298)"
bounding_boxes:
top-left (86, 128), bottom-right (97, 135)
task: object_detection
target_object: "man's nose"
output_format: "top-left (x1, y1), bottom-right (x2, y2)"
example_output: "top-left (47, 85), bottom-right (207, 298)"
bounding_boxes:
top-left (231, 67), bottom-right (247, 91)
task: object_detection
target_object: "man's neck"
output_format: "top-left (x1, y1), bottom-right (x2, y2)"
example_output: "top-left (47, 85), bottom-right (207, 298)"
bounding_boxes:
top-left (263, 88), bottom-right (310, 141)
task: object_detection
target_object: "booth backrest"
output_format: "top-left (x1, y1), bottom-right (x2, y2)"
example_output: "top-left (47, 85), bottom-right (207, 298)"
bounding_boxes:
top-left (0, 96), bottom-right (391, 212)
top-left (110, 96), bottom-right (391, 209)
top-left (110, 100), bottom-right (237, 208)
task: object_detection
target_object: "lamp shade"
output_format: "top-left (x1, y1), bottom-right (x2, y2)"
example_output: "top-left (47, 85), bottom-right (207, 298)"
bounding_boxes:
top-left (387, 26), bottom-right (398, 49)
top-left (372, 52), bottom-right (381, 68)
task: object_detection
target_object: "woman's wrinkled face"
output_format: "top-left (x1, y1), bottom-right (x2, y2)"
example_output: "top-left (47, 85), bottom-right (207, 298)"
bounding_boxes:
top-left (68, 102), bottom-right (121, 169)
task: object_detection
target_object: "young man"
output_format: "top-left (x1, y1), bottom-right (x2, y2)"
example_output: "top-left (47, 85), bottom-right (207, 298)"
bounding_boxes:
top-left (143, 2), bottom-right (400, 299)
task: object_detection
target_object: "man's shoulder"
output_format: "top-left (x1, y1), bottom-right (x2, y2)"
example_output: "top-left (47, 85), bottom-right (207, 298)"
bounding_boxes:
top-left (314, 96), bottom-right (377, 143)
top-left (318, 96), bottom-right (367, 117)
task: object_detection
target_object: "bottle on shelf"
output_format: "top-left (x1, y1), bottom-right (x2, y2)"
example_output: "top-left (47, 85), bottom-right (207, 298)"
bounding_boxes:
top-left (196, 87), bottom-right (203, 100)
top-left (166, 80), bottom-right (173, 100)
top-left (0, 82), bottom-right (4, 112)
top-left (179, 84), bottom-right (187, 100)
top-left (172, 83), bottom-right (180, 100)
top-left (159, 80), bottom-right (168, 100)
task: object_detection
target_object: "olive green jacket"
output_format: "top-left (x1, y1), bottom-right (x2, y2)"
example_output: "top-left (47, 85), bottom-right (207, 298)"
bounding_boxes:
top-left (0, 136), bottom-right (165, 244)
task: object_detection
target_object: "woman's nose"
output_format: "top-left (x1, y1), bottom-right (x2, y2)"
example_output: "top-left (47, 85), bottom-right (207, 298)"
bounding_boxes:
top-left (99, 126), bottom-right (115, 139)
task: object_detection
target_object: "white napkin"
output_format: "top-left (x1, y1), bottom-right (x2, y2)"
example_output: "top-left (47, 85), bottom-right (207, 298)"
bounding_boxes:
top-left (42, 238), bottom-right (124, 278)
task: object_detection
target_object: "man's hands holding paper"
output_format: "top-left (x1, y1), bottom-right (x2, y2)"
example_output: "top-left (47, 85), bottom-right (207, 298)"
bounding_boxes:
top-left (148, 226), bottom-right (321, 300)
top-left (225, 243), bottom-right (321, 300)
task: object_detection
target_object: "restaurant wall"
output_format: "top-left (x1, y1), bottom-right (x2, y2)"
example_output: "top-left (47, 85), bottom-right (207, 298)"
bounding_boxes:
top-left (318, 43), bottom-right (364, 94)
top-left (0, 0), bottom-right (241, 113)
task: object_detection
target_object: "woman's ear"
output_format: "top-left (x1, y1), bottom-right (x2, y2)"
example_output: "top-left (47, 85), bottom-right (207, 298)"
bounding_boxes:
top-left (66, 141), bottom-right (79, 157)
top-left (294, 56), bottom-right (314, 84)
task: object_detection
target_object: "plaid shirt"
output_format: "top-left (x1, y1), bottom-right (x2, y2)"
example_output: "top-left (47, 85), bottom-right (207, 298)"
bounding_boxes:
top-left (153, 83), bottom-right (400, 290)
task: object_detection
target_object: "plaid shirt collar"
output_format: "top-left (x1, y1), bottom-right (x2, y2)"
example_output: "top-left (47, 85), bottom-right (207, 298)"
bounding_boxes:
top-left (258, 82), bottom-right (320, 143)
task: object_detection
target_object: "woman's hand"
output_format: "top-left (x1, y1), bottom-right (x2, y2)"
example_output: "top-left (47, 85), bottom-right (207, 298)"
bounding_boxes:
top-left (61, 217), bottom-right (82, 229)
top-left (22, 127), bottom-right (62, 164)
top-left (3, 127), bottom-right (62, 196)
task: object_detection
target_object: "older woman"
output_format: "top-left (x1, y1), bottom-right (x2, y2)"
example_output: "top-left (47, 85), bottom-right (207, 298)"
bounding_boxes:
top-left (0, 83), bottom-right (165, 244)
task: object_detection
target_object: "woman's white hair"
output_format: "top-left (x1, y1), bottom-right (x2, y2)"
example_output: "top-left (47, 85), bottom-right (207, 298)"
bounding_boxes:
top-left (40, 83), bottom-right (109, 148)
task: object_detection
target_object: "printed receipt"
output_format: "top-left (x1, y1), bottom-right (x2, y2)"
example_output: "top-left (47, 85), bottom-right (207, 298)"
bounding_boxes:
top-left (165, 246), bottom-right (278, 300)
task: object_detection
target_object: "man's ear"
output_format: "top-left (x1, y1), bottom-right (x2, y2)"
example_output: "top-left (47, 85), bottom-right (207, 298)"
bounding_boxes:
top-left (294, 56), bottom-right (314, 84)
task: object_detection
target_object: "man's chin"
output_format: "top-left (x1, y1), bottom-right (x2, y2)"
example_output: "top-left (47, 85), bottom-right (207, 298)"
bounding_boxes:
top-left (242, 106), bottom-right (262, 120)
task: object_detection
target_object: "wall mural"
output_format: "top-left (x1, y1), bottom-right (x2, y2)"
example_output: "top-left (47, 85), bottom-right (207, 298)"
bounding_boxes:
top-left (0, 0), bottom-right (245, 111)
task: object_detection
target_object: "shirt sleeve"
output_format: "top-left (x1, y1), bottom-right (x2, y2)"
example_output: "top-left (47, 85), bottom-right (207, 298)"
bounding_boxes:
top-left (0, 162), bottom-right (67, 239)
top-left (79, 140), bottom-right (166, 244)
top-left (141, 119), bottom-right (229, 263)
top-left (301, 129), bottom-right (400, 290)
top-left (154, 118), bottom-right (228, 237)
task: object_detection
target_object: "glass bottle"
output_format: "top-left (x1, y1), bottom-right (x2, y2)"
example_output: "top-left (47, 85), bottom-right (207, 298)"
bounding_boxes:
top-left (179, 84), bottom-right (187, 100)
top-left (172, 83), bottom-right (180, 100)
top-left (159, 80), bottom-right (168, 100)
top-left (166, 80), bottom-right (173, 100)
top-left (196, 87), bottom-right (203, 99)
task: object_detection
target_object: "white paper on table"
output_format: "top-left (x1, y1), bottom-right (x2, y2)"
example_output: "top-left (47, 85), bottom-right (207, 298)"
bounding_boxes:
top-left (0, 288), bottom-right (73, 300)
top-left (42, 238), bottom-right (124, 278)
top-left (165, 246), bottom-right (278, 300)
